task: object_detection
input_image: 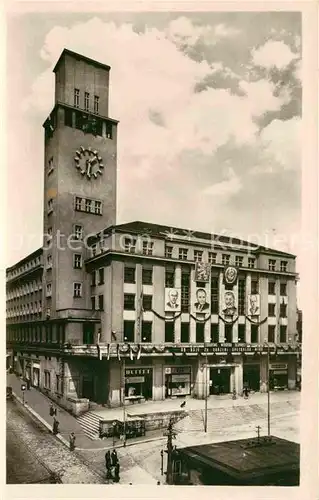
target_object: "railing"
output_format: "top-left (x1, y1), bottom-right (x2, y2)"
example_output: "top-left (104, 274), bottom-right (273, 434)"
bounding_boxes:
top-left (56, 308), bottom-right (101, 320)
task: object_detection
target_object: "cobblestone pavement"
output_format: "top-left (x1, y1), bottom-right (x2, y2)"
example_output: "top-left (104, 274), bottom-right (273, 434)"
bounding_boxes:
top-left (6, 399), bottom-right (104, 484)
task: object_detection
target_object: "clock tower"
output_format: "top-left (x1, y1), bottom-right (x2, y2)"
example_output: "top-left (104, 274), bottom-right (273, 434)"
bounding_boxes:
top-left (42, 49), bottom-right (118, 332)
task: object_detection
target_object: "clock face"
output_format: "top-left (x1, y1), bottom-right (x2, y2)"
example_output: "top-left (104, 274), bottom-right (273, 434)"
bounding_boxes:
top-left (74, 146), bottom-right (104, 179)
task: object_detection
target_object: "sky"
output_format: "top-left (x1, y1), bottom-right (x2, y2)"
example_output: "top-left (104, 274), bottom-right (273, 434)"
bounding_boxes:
top-left (6, 10), bottom-right (301, 269)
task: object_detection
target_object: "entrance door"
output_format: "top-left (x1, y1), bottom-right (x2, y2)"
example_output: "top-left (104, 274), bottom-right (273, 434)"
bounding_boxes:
top-left (210, 368), bottom-right (231, 394)
top-left (83, 323), bottom-right (94, 345)
top-left (243, 365), bottom-right (260, 391)
top-left (82, 378), bottom-right (94, 400)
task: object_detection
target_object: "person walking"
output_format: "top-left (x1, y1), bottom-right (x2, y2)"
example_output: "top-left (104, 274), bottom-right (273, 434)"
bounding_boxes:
top-left (69, 432), bottom-right (76, 451)
top-left (49, 403), bottom-right (55, 417)
top-left (243, 386), bottom-right (249, 399)
top-left (114, 462), bottom-right (120, 483)
top-left (52, 417), bottom-right (59, 435)
top-left (111, 449), bottom-right (118, 466)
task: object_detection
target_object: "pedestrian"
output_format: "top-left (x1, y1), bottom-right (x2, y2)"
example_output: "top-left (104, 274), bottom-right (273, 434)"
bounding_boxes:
top-left (157, 481), bottom-right (161, 485)
top-left (49, 403), bottom-right (55, 417)
top-left (52, 418), bottom-right (59, 435)
top-left (69, 432), bottom-right (76, 451)
top-left (105, 450), bottom-right (111, 468)
top-left (26, 378), bottom-right (31, 390)
top-left (243, 386), bottom-right (249, 399)
top-left (114, 462), bottom-right (120, 483)
top-left (232, 389), bottom-right (237, 400)
top-left (111, 448), bottom-right (118, 466)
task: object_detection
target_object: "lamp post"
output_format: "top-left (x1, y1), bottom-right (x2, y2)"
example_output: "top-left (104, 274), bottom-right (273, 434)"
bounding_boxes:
top-left (204, 348), bottom-right (208, 433)
top-left (264, 342), bottom-right (271, 437)
top-left (122, 355), bottom-right (126, 447)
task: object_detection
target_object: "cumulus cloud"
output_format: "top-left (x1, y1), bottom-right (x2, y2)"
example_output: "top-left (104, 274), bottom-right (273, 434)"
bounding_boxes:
top-left (252, 40), bottom-right (298, 70)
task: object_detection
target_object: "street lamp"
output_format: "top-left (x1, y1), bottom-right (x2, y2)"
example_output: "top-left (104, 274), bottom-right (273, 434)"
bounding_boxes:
top-left (263, 342), bottom-right (271, 436)
top-left (204, 348), bottom-right (208, 433)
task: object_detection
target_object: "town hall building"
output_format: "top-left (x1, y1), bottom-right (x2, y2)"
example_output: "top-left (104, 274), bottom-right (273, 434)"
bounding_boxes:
top-left (6, 49), bottom-right (300, 413)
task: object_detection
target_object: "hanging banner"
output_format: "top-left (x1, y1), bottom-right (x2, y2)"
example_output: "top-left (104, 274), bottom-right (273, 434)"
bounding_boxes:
top-left (192, 287), bottom-right (211, 314)
top-left (194, 262), bottom-right (211, 282)
top-left (221, 290), bottom-right (238, 318)
top-left (248, 294), bottom-right (260, 317)
top-left (165, 288), bottom-right (181, 312)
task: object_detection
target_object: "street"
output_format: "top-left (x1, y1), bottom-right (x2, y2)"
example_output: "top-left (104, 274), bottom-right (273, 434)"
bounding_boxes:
top-left (6, 399), bottom-right (104, 484)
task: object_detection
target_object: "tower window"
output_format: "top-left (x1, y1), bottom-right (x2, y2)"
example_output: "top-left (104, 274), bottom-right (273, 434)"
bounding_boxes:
top-left (85, 199), bottom-right (92, 212)
top-left (94, 95), bottom-right (99, 114)
top-left (74, 88), bottom-right (80, 108)
top-left (48, 157), bottom-right (54, 175)
top-left (94, 201), bottom-right (102, 215)
top-left (73, 282), bottom-right (82, 298)
top-left (84, 92), bottom-right (90, 111)
top-left (73, 224), bottom-right (83, 240)
top-left (75, 197), bottom-right (83, 211)
top-left (73, 254), bottom-right (82, 269)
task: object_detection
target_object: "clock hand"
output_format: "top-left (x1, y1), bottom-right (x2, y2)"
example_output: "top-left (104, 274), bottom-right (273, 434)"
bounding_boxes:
top-left (86, 159), bottom-right (91, 176)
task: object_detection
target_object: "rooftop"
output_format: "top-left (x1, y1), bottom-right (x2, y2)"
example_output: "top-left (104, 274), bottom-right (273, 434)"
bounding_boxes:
top-left (53, 48), bottom-right (111, 73)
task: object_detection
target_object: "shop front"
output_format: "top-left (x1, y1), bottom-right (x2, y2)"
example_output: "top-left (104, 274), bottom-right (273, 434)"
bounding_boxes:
top-left (243, 362), bottom-right (260, 391)
top-left (165, 366), bottom-right (191, 398)
top-left (125, 367), bottom-right (153, 402)
top-left (209, 366), bottom-right (231, 394)
top-left (269, 363), bottom-right (288, 390)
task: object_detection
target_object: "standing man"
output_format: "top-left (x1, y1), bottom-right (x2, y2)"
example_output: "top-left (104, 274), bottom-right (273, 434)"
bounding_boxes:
top-left (69, 432), bottom-right (76, 451)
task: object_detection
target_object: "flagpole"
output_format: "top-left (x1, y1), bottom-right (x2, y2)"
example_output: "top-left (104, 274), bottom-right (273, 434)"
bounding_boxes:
top-left (123, 355), bottom-right (126, 447)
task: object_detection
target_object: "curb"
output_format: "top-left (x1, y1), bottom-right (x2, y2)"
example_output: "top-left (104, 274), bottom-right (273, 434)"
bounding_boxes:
top-left (11, 391), bottom-right (69, 448)
top-left (11, 391), bottom-right (166, 452)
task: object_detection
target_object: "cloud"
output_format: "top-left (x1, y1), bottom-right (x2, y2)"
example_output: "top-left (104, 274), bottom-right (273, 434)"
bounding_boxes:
top-left (252, 40), bottom-right (298, 70)
top-left (260, 117), bottom-right (301, 170)
top-left (202, 167), bottom-right (242, 198)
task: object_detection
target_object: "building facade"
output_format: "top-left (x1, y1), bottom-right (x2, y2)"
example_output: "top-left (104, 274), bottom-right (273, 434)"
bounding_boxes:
top-left (6, 49), bottom-right (300, 412)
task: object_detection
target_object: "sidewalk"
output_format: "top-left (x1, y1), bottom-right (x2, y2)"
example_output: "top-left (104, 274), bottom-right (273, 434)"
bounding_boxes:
top-left (7, 374), bottom-right (165, 451)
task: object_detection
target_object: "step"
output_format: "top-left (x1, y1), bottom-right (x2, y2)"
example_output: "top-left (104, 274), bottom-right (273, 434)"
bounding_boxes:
top-left (76, 411), bottom-right (101, 440)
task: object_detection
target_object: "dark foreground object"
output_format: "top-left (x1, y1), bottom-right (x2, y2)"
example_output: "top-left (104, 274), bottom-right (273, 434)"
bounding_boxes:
top-left (173, 435), bottom-right (300, 486)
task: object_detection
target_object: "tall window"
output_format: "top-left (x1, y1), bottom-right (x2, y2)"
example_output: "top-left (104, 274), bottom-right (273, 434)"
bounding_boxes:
top-left (268, 259), bottom-right (276, 271)
top-left (124, 294), bottom-right (135, 310)
top-left (85, 199), bottom-right (92, 212)
top-left (196, 323), bottom-right (204, 343)
top-left (46, 283), bottom-right (52, 297)
top-left (181, 323), bottom-right (190, 343)
top-left (280, 303), bottom-right (287, 318)
top-left (44, 371), bottom-right (51, 389)
top-left (94, 95), bottom-right (99, 114)
top-left (181, 270), bottom-right (190, 313)
top-left (251, 324), bottom-right (259, 343)
top-left (211, 324), bottom-right (219, 343)
top-left (74, 88), bottom-right (80, 108)
top-left (91, 271), bottom-right (96, 287)
top-left (73, 254), bottom-right (82, 269)
top-left (179, 248), bottom-right (188, 260)
top-left (142, 295), bottom-right (152, 311)
top-left (280, 283), bottom-right (287, 296)
top-left (165, 322), bottom-right (175, 343)
top-left (165, 268), bottom-right (175, 288)
top-left (222, 254), bottom-right (230, 266)
top-left (142, 268), bottom-right (153, 285)
top-left (280, 325), bottom-right (287, 343)
top-left (194, 250), bottom-right (203, 262)
top-left (211, 276), bottom-right (219, 314)
top-left (142, 241), bottom-right (154, 256)
top-left (268, 325), bottom-right (276, 343)
top-left (165, 246), bottom-right (173, 258)
top-left (84, 92), bottom-right (90, 111)
top-left (98, 295), bottom-right (104, 311)
top-left (224, 324), bottom-right (233, 343)
top-left (74, 224), bottom-right (83, 240)
top-left (235, 256), bottom-right (243, 268)
top-left (208, 252), bottom-right (217, 264)
top-left (91, 296), bottom-right (95, 310)
top-left (248, 257), bottom-right (256, 269)
top-left (124, 266), bottom-right (135, 284)
top-left (124, 320), bottom-right (135, 342)
top-left (251, 278), bottom-right (259, 295)
top-left (238, 324), bottom-right (245, 343)
top-left (75, 197), bottom-right (83, 211)
top-left (238, 278), bottom-right (246, 315)
top-left (268, 281), bottom-right (276, 295)
top-left (141, 321), bottom-right (152, 343)
top-left (268, 304), bottom-right (276, 317)
top-left (98, 268), bottom-right (104, 285)
top-left (73, 282), bottom-right (82, 298)
top-left (94, 201), bottom-right (102, 215)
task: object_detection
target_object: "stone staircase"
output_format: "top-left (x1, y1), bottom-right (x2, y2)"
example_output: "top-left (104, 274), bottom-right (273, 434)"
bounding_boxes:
top-left (76, 411), bottom-right (101, 440)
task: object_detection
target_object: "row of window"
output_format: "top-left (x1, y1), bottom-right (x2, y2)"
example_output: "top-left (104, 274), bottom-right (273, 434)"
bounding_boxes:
top-left (74, 88), bottom-right (100, 114)
top-left (46, 224), bottom-right (84, 241)
top-left (122, 320), bottom-right (288, 344)
top-left (7, 302), bottom-right (42, 318)
top-left (7, 256), bottom-right (42, 281)
top-left (64, 108), bottom-right (113, 139)
top-left (46, 282), bottom-right (83, 298)
top-left (7, 282), bottom-right (43, 300)
top-left (75, 197), bottom-right (103, 215)
top-left (8, 324), bottom-right (65, 344)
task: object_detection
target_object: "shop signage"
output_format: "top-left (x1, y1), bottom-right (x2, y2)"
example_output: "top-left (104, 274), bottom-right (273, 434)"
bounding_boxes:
top-left (125, 368), bottom-right (152, 376)
top-left (165, 366), bottom-right (191, 375)
top-left (126, 376), bottom-right (144, 384)
top-left (269, 363), bottom-right (288, 370)
top-left (171, 374), bottom-right (190, 383)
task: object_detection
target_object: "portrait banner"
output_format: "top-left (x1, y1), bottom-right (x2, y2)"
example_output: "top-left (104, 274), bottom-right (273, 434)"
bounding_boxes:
top-left (221, 290), bottom-right (238, 318)
top-left (192, 287), bottom-right (211, 314)
top-left (165, 288), bottom-right (181, 312)
top-left (248, 294), bottom-right (260, 316)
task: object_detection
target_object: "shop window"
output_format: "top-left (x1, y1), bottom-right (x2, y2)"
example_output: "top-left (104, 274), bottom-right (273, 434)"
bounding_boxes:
top-left (210, 324), bottom-right (219, 343)
top-left (268, 281), bottom-right (276, 295)
top-left (124, 266), bottom-right (135, 284)
top-left (141, 321), bottom-right (152, 343)
top-left (165, 268), bottom-right (175, 288)
top-left (142, 295), bottom-right (152, 311)
top-left (238, 324), bottom-right (245, 342)
top-left (124, 321), bottom-right (135, 342)
top-left (165, 366), bottom-right (191, 398)
top-left (124, 294), bottom-right (135, 310)
top-left (251, 325), bottom-right (259, 343)
top-left (280, 325), bottom-right (287, 343)
top-left (165, 322), bottom-right (175, 343)
top-left (142, 268), bottom-right (153, 285)
top-left (196, 323), bottom-right (204, 343)
top-left (224, 324), bottom-right (233, 343)
top-left (268, 325), bottom-right (276, 343)
top-left (181, 323), bottom-right (190, 343)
